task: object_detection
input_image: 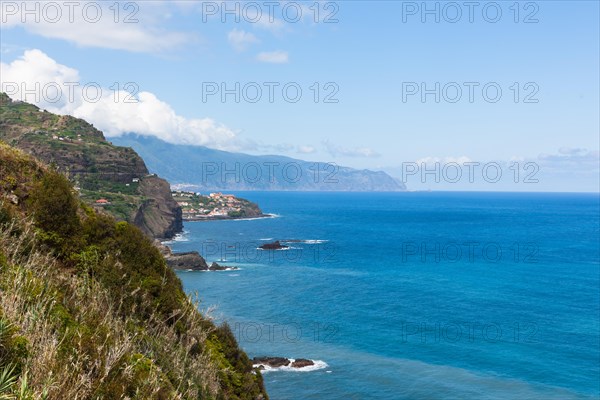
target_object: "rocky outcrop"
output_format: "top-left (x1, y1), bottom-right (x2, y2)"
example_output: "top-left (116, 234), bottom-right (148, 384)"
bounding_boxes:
top-left (259, 241), bottom-right (288, 250)
top-left (209, 262), bottom-right (238, 271)
top-left (253, 357), bottom-right (291, 368)
top-left (134, 176), bottom-right (183, 239)
top-left (165, 251), bottom-right (209, 271)
top-left (155, 242), bottom-right (238, 271)
top-left (252, 357), bottom-right (315, 369)
top-left (291, 359), bottom-right (314, 368)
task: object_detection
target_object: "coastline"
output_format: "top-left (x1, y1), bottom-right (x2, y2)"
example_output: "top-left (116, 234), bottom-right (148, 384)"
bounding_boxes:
top-left (182, 213), bottom-right (277, 222)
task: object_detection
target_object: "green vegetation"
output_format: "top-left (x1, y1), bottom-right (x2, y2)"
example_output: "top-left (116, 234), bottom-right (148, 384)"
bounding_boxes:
top-left (0, 93), bottom-right (151, 227)
top-left (0, 143), bottom-right (267, 399)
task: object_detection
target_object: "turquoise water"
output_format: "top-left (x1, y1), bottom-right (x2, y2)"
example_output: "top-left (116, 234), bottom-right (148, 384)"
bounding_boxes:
top-left (170, 192), bottom-right (600, 399)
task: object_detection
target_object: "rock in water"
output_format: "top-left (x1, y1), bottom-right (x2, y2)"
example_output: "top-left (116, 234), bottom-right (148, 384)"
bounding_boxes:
top-left (259, 240), bottom-right (289, 250)
top-left (209, 262), bottom-right (237, 271)
top-left (291, 359), bottom-right (314, 368)
top-left (252, 357), bottom-right (316, 369)
top-left (252, 357), bottom-right (291, 368)
top-left (165, 251), bottom-right (208, 271)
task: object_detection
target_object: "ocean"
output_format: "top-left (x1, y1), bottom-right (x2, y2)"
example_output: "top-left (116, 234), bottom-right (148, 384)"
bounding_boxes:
top-left (168, 192), bottom-right (600, 400)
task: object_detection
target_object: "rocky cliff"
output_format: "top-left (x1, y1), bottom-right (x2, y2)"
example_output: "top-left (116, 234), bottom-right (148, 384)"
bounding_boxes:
top-left (134, 176), bottom-right (183, 238)
top-left (0, 93), bottom-right (182, 239)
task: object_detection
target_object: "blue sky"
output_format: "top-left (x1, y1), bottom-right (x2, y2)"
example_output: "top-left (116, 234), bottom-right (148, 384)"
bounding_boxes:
top-left (1, 1), bottom-right (599, 191)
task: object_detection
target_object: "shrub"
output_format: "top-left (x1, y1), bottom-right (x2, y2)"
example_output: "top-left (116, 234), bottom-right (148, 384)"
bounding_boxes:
top-left (28, 171), bottom-right (83, 257)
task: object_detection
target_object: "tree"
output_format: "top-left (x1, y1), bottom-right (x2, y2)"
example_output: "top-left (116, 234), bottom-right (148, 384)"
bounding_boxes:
top-left (29, 171), bottom-right (81, 239)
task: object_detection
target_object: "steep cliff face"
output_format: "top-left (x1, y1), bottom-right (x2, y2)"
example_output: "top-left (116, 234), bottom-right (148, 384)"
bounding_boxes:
top-left (0, 93), bottom-right (182, 239)
top-left (134, 176), bottom-right (183, 239)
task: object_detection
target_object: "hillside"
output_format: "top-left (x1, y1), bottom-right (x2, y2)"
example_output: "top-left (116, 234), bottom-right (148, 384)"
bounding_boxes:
top-left (0, 93), bottom-right (181, 240)
top-left (0, 142), bottom-right (267, 399)
top-left (112, 134), bottom-right (406, 192)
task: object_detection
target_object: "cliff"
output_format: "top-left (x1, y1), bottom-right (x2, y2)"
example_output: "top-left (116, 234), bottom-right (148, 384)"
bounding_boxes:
top-left (134, 176), bottom-right (183, 238)
top-left (0, 142), bottom-right (268, 399)
top-left (0, 93), bottom-right (182, 239)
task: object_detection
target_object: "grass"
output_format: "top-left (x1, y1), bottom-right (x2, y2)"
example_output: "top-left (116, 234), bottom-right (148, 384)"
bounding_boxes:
top-left (0, 219), bottom-right (221, 399)
top-left (0, 142), bottom-right (268, 399)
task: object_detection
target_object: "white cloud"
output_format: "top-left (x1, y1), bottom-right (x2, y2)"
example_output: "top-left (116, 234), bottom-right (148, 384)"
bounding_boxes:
top-left (297, 145), bottom-right (316, 154)
top-left (415, 156), bottom-right (473, 165)
top-left (0, 1), bottom-right (190, 53)
top-left (254, 16), bottom-right (286, 33)
top-left (0, 49), bottom-right (240, 150)
top-left (323, 141), bottom-right (380, 158)
top-left (73, 92), bottom-right (237, 148)
top-left (537, 148), bottom-right (599, 172)
top-left (0, 49), bottom-right (80, 111)
top-left (228, 29), bottom-right (260, 51)
top-left (256, 51), bottom-right (289, 63)
top-left (558, 147), bottom-right (588, 156)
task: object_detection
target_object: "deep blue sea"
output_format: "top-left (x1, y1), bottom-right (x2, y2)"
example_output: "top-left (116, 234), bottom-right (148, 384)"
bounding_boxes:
top-left (169, 192), bottom-right (600, 400)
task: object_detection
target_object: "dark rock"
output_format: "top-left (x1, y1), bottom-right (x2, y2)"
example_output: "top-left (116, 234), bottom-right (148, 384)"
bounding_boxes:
top-left (252, 357), bottom-right (290, 368)
top-left (252, 357), bottom-right (315, 369)
top-left (259, 241), bottom-right (289, 250)
top-left (165, 251), bottom-right (208, 271)
top-left (208, 262), bottom-right (238, 271)
top-left (291, 359), bottom-right (314, 368)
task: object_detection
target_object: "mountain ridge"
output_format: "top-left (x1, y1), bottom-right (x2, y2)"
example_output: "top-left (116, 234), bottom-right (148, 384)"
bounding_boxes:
top-left (112, 134), bottom-right (406, 192)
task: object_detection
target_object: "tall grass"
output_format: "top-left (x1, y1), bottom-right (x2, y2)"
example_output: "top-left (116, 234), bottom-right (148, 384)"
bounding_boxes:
top-left (0, 218), bottom-right (221, 399)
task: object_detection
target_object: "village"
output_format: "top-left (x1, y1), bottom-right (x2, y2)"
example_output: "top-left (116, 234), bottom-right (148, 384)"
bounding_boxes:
top-left (171, 191), bottom-right (264, 220)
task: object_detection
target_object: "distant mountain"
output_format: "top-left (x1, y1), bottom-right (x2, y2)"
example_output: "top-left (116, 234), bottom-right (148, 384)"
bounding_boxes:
top-left (111, 134), bottom-right (406, 192)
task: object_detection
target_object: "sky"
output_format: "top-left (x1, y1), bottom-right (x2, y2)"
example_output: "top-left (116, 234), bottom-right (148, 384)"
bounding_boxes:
top-left (1, 0), bottom-right (599, 191)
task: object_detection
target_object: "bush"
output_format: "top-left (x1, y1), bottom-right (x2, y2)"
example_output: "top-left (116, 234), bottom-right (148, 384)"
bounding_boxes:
top-left (28, 171), bottom-right (83, 256)
top-left (28, 171), bottom-right (80, 236)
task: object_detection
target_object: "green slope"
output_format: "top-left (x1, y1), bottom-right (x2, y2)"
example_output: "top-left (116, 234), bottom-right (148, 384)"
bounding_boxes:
top-left (0, 141), bottom-right (267, 399)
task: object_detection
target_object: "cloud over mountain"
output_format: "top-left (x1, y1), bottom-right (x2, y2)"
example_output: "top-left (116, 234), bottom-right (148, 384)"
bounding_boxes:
top-left (0, 49), bottom-right (240, 150)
